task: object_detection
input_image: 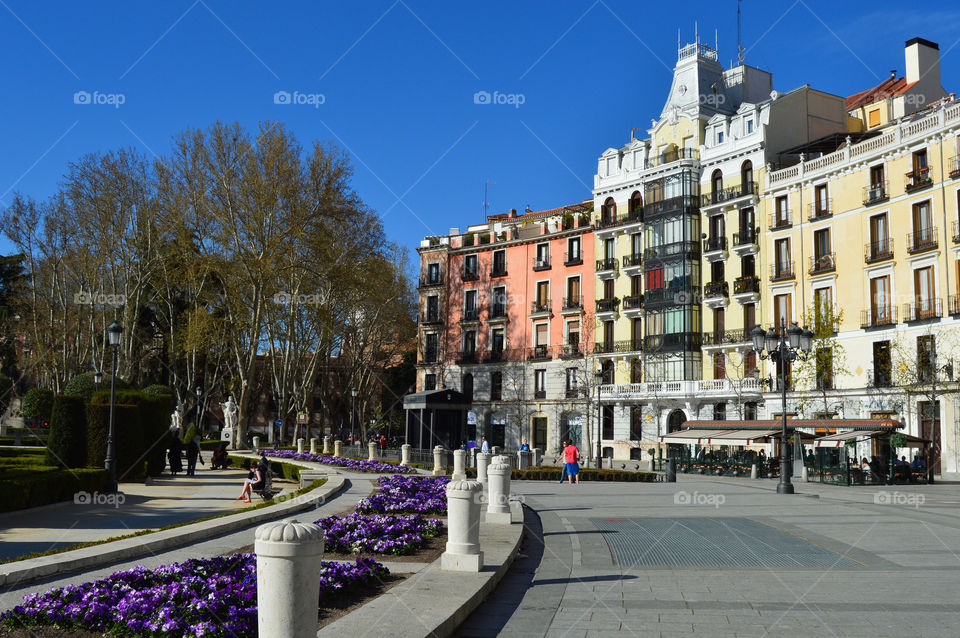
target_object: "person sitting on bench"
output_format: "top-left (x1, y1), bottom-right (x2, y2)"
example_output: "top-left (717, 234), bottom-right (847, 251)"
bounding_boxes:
top-left (237, 460), bottom-right (263, 503)
top-left (211, 443), bottom-right (230, 470)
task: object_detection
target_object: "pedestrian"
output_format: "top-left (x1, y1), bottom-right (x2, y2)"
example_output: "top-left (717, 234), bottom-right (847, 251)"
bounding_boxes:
top-left (168, 433), bottom-right (183, 475)
top-left (556, 440), bottom-right (569, 483)
top-left (185, 435), bottom-right (205, 476)
top-left (380, 434), bottom-right (387, 452)
top-left (480, 436), bottom-right (489, 454)
top-left (564, 439), bottom-right (581, 484)
top-left (520, 439), bottom-right (530, 452)
top-left (460, 440), bottom-right (467, 451)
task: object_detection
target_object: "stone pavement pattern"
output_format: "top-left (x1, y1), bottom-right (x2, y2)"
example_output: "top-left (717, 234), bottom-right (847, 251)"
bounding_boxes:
top-left (459, 476), bottom-right (960, 637)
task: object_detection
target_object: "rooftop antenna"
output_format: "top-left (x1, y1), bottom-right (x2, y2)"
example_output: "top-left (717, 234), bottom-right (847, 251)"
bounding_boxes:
top-left (483, 180), bottom-right (495, 216)
top-left (715, 29), bottom-right (718, 52)
top-left (695, 21), bottom-right (699, 45)
top-left (737, 0), bottom-right (745, 64)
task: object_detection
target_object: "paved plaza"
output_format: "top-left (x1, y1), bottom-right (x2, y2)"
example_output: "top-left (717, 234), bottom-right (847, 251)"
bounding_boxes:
top-left (460, 475), bottom-right (960, 637)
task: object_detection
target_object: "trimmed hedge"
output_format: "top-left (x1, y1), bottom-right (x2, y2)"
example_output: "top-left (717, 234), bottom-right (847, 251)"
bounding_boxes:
top-left (86, 398), bottom-right (144, 481)
top-left (45, 395), bottom-right (87, 469)
top-left (0, 468), bottom-right (108, 513)
top-left (64, 372), bottom-right (129, 403)
top-left (142, 384), bottom-right (174, 397)
top-left (21, 388), bottom-right (54, 423)
top-left (141, 394), bottom-right (173, 477)
top-left (226, 455), bottom-right (304, 482)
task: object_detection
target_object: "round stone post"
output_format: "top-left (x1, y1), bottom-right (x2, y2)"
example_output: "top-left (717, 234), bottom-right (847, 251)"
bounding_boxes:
top-left (400, 443), bottom-right (411, 466)
top-left (469, 447), bottom-right (476, 468)
top-left (368, 440), bottom-right (377, 461)
top-left (433, 445), bottom-right (445, 476)
top-left (252, 436), bottom-right (260, 451)
top-left (476, 452), bottom-right (491, 488)
top-left (492, 445), bottom-right (501, 456)
top-left (255, 520), bottom-right (325, 638)
top-left (333, 440), bottom-right (342, 458)
top-left (322, 435), bottom-right (331, 455)
top-left (486, 458), bottom-right (513, 524)
top-left (751, 464), bottom-right (758, 479)
top-left (297, 438), bottom-right (304, 453)
top-left (452, 449), bottom-right (467, 480)
top-left (441, 479), bottom-right (484, 572)
top-left (309, 438), bottom-right (317, 455)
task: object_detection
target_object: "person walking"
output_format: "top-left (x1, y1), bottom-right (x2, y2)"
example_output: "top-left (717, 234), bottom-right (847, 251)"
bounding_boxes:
top-left (185, 435), bottom-right (205, 476)
top-left (556, 440), bottom-right (569, 483)
top-left (564, 439), bottom-right (581, 484)
top-left (168, 433), bottom-right (183, 475)
top-left (480, 436), bottom-right (490, 454)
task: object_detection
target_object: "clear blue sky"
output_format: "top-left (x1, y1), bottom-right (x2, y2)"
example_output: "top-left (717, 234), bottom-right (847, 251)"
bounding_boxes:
top-left (2, 1), bottom-right (959, 270)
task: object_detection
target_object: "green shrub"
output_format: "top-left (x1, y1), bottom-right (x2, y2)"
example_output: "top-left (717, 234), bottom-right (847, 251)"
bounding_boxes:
top-left (142, 384), bottom-right (174, 396)
top-left (0, 373), bottom-right (12, 415)
top-left (22, 388), bottom-right (54, 423)
top-left (182, 424), bottom-right (198, 446)
top-left (0, 468), bottom-right (107, 513)
top-left (64, 372), bottom-right (128, 403)
top-left (141, 394), bottom-right (173, 477)
top-left (86, 398), bottom-right (144, 481)
top-left (45, 395), bottom-right (87, 469)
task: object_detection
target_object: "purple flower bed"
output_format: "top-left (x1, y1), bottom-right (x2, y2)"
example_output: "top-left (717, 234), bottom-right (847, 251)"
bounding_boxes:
top-left (314, 512), bottom-right (444, 555)
top-left (264, 450), bottom-right (415, 474)
top-left (355, 474), bottom-right (450, 515)
top-left (0, 554), bottom-right (388, 637)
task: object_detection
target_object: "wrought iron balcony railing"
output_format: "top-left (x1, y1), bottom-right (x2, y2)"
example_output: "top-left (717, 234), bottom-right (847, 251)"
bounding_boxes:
top-left (770, 262), bottom-right (794, 281)
top-left (809, 252), bottom-right (836, 275)
top-left (864, 238), bottom-right (893, 263)
top-left (863, 181), bottom-right (889, 206)
top-left (808, 199), bottom-right (832, 222)
top-left (907, 227), bottom-right (937, 253)
top-left (903, 298), bottom-right (942, 322)
top-left (860, 307), bottom-right (896, 328)
top-left (905, 167), bottom-right (933, 193)
top-left (733, 276), bottom-right (760, 295)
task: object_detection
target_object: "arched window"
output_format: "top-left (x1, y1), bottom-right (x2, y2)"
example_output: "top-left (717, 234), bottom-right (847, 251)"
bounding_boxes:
top-left (629, 191), bottom-right (643, 217)
top-left (741, 161), bottom-right (754, 193)
top-left (602, 197), bottom-right (617, 224)
top-left (711, 170), bottom-right (723, 201)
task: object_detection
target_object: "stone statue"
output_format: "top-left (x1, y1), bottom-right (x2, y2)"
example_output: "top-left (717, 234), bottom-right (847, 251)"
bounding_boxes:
top-left (170, 401), bottom-right (184, 432)
top-left (221, 395), bottom-right (239, 429)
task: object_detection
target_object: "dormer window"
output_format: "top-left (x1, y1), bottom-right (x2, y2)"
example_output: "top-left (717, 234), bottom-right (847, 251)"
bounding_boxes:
top-left (746, 120), bottom-right (754, 134)
top-left (717, 131), bottom-right (724, 144)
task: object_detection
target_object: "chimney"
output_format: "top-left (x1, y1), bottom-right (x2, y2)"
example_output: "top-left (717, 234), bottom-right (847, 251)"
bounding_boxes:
top-left (509, 208), bottom-right (517, 218)
top-left (905, 37), bottom-right (939, 85)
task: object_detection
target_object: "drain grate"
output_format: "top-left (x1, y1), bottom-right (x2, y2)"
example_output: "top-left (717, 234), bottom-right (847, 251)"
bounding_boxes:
top-left (590, 517), bottom-right (858, 568)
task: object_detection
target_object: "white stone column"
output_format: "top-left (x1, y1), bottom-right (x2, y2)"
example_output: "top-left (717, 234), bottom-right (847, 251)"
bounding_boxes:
top-left (476, 452), bottom-right (490, 488)
top-left (469, 447), bottom-right (476, 468)
top-left (486, 458), bottom-right (513, 524)
top-left (452, 449), bottom-right (467, 480)
top-left (255, 520), bottom-right (325, 638)
top-left (333, 440), bottom-right (342, 458)
top-left (297, 438), bottom-right (304, 453)
top-left (440, 480), bottom-right (484, 572)
top-left (252, 436), bottom-right (260, 451)
top-left (433, 445), bottom-right (445, 476)
top-left (400, 443), bottom-right (411, 466)
top-left (309, 438), bottom-right (317, 455)
top-left (322, 435), bottom-right (331, 455)
top-left (368, 440), bottom-right (377, 461)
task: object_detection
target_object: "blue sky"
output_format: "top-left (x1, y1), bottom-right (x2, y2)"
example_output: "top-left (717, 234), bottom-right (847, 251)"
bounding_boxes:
top-left (2, 1), bottom-right (960, 268)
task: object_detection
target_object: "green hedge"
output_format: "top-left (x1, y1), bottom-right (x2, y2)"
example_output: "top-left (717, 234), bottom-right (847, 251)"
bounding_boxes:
top-left (64, 372), bottom-right (128, 403)
top-left (45, 395), bottom-right (87, 469)
top-left (86, 399), bottom-right (144, 481)
top-left (142, 384), bottom-right (174, 397)
top-left (0, 468), bottom-right (108, 513)
top-left (140, 394), bottom-right (173, 477)
top-left (226, 455), bottom-right (304, 482)
top-left (22, 388), bottom-right (54, 422)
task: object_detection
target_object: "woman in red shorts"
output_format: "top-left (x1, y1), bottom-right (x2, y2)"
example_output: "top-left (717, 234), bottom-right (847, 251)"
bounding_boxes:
top-left (564, 441), bottom-right (580, 484)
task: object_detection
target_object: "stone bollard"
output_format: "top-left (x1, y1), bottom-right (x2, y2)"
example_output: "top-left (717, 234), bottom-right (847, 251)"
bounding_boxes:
top-left (517, 450), bottom-right (533, 470)
top-left (441, 480), bottom-right (484, 572)
top-left (751, 464), bottom-right (758, 479)
top-left (368, 440), bottom-right (377, 461)
top-left (469, 447), bottom-right (476, 468)
top-left (452, 449), bottom-right (467, 481)
top-left (802, 465), bottom-right (809, 482)
top-left (492, 446), bottom-right (501, 456)
top-left (322, 435), bottom-right (331, 455)
top-left (255, 520), bottom-right (326, 638)
top-left (400, 443), bottom-right (411, 466)
top-left (476, 452), bottom-right (490, 488)
top-left (310, 438), bottom-right (317, 455)
top-left (333, 440), bottom-right (342, 458)
top-left (297, 438), bottom-right (304, 453)
top-left (433, 445), bottom-right (445, 476)
top-left (486, 458), bottom-right (513, 524)
top-left (252, 436), bottom-right (260, 451)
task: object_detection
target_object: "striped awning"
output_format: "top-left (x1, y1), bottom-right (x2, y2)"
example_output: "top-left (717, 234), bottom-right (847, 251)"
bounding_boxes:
top-left (659, 428), bottom-right (781, 446)
top-left (814, 430), bottom-right (883, 448)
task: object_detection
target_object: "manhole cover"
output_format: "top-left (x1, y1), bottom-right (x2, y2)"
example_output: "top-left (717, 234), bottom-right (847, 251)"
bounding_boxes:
top-left (590, 517), bottom-right (858, 568)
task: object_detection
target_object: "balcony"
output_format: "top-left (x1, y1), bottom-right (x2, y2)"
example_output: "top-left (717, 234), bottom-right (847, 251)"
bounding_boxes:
top-left (564, 251), bottom-right (583, 266)
top-left (700, 181), bottom-right (758, 208)
top-left (530, 299), bottom-right (551, 316)
top-left (460, 307), bottom-right (479, 323)
top-left (565, 387), bottom-right (582, 399)
top-left (532, 257), bottom-right (551, 271)
top-left (483, 348), bottom-right (508, 363)
top-left (623, 294), bottom-right (644, 311)
top-left (560, 343), bottom-right (586, 359)
top-left (770, 262), bottom-right (795, 281)
top-left (419, 312), bottom-right (443, 325)
top-left (951, 295), bottom-right (960, 316)
top-left (488, 305), bottom-right (508, 321)
top-left (863, 181), bottom-right (888, 206)
top-left (648, 147), bottom-right (699, 168)
top-left (622, 253), bottom-right (643, 270)
top-left (768, 210), bottom-right (792, 231)
top-left (644, 195), bottom-right (699, 219)
top-left (596, 298), bottom-right (620, 314)
top-left (528, 345), bottom-right (552, 361)
top-left (561, 296), bottom-right (583, 313)
top-left (593, 339), bottom-right (641, 355)
top-left (950, 156), bottom-right (960, 180)
top-left (954, 221), bottom-right (960, 244)
top-left (596, 258), bottom-right (618, 275)
top-left (907, 227), bottom-right (938, 253)
top-left (808, 252), bottom-right (836, 275)
top-left (418, 275), bottom-right (443, 289)
top-left (644, 332), bottom-right (702, 351)
top-left (644, 240), bottom-right (700, 262)
top-left (860, 307), bottom-right (897, 329)
top-left (702, 236), bottom-right (727, 262)
top-left (701, 329), bottom-right (748, 347)
top-left (461, 268), bottom-right (479, 282)
top-left (600, 378), bottom-right (763, 400)
top-left (903, 298), bottom-right (942, 322)
top-left (732, 228), bottom-right (759, 256)
top-left (864, 238), bottom-right (893, 263)
top-left (733, 275), bottom-right (760, 296)
top-left (905, 167), bottom-right (933, 193)
top-left (808, 199), bottom-right (832, 222)
top-left (457, 350), bottom-right (479, 364)
top-left (595, 209), bottom-right (643, 231)
top-left (534, 390), bottom-right (546, 400)
top-left (490, 265), bottom-right (507, 278)
top-left (703, 281), bottom-right (729, 298)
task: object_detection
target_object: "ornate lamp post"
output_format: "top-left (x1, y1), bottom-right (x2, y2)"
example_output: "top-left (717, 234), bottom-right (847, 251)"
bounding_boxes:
top-left (751, 320), bottom-right (813, 494)
top-left (93, 370), bottom-right (103, 389)
top-left (104, 321), bottom-right (123, 494)
top-left (195, 385), bottom-right (203, 434)
top-left (595, 370), bottom-right (603, 469)
top-left (351, 387), bottom-right (358, 445)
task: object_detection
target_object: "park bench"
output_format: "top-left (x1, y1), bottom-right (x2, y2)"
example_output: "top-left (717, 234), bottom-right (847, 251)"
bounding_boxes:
top-left (252, 467), bottom-right (282, 500)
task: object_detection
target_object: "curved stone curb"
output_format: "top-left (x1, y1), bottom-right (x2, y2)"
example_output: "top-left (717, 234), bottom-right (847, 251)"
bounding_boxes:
top-left (318, 500), bottom-right (524, 638)
top-left (0, 467), bottom-right (346, 588)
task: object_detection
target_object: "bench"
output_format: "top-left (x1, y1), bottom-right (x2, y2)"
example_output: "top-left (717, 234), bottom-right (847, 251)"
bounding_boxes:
top-left (252, 468), bottom-right (282, 500)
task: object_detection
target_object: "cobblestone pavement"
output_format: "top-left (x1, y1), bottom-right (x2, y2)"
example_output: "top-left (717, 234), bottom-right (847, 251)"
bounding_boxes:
top-left (459, 476), bottom-right (960, 637)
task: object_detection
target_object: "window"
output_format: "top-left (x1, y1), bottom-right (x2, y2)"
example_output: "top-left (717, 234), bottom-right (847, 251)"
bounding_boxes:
top-left (490, 371), bottom-right (502, 400)
top-left (870, 164), bottom-right (885, 187)
top-left (566, 320), bottom-right (580, 346)
top-left (776, 196), bottom-right (789, 224)
top-left (912, 201), bottom-right (934, 248)
top-left (424, 333), bottom-right (438, 363)
top-left (713, 353), bottom-right (726, 379)
top-left (464, 254), bottom-right (478, 278)
top-left (775, 238), bottom-right (791, 276)
top-left (870, 213), bottom-right (889, 256)
top-left (743, 304), bottom-right (756, 333)
top-left (566, 237), bottom-right (581, 263)
top-left (535, 323), bottom-right (548, 347)
top-left (913, 149), bottom-right (929, 174)
top-left (711, 261), bottom-right (724, 283)
top-left (918, 335), bottom-right (935, 383)
top-left (746, 119), bottom-right (754, 134)
top-left (868, 108), bottom-right (881, 128)
top-left (631, 318), bottom-right (642, 349)
top-left (629, 191), bottom-right (643, 216)
top-left (602, 405), bottom-right (614, 439)
top-left (427, 262), bottom-right (440, 284)
top-left (914, 266), bottom-right (935, 317)
top-left (603, 279), bottom-right (615, 299)
top-left (424, 374), bottom-right (437, 391)
top-left (492, 250), bottom-right (506, 275)
top-left (813, 229), bottom-right (831, 261)
top-left (739, 206), bottom-right (755, 236)
top-left (491, 327), bottom-right (504, 353)
top-left (815, 347), bottom-right (833, 390)
top-left (630, 233), bottom-right (642, 258)
top-left (744, 402), bottom-right (757, 420)
top-left (603, 320), bottom-right (614, 346)
top-left (813, 287), bottom-right (833, 333)
top-left (601, 197), bottom-right (616, 223)
top-left (814, 184), bottom-right (828, 215)
top-left (630, 358), bottom-right (642, 383)
top-left (711, 169), bottom-right (723, 197)
top-left (463, 330), bottom-right (476, 354)
top-left (604, 238), bottom-right (615, 261)
top-left (631, 274), bottom-right (642, 295)
top-left (709, 213), bottom-right (724, 240)
top-left (713, 403), bottom-right (726, 420)
top-left (629, 407), bottom-right (643, 440)
top-left (717, 131), bottom-right (724, 144)
top-left (741, 254), bottom-right (756, 278)
top-left (873, 341), bottom-right (891, 386)
top-left (774, 293), bottom-right (791, 332)
top-left (567, 276), bottom-right (581, 306)
top-left (536, 243), bottom-right (550, 266)
top-left (491, 286), bottom-right (506, 317)
top-left (464, 290), bottom-right (477, 319)
top-left (565, 368), bottom-right (578, 397)
top-left (534, 369), bottom-right (546, 399)
top-left (462, 374), bottom-right (473, 402)
top-left (426, 295), bottom-right (439, 321)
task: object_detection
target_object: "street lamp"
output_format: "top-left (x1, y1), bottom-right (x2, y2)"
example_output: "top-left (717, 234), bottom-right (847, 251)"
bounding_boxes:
top-left (595, 370), bottom-right (604, 469)
top-left (104, 321), bottom-right (123, 494)
top-left (351, 387), bottom-right (358, 444)
top-left (195, 386), bottom-right (202, 435)
top-left (93, 370), bottom-right (103, 389)
top-left (751, 319), bottom-right (813, 494)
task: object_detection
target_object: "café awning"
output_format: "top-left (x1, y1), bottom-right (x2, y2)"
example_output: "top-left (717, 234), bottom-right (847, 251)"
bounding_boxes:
top-left (814, 430), bottom-right (884, 448)
top-left (660, 428), bottom-right (781, 446)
